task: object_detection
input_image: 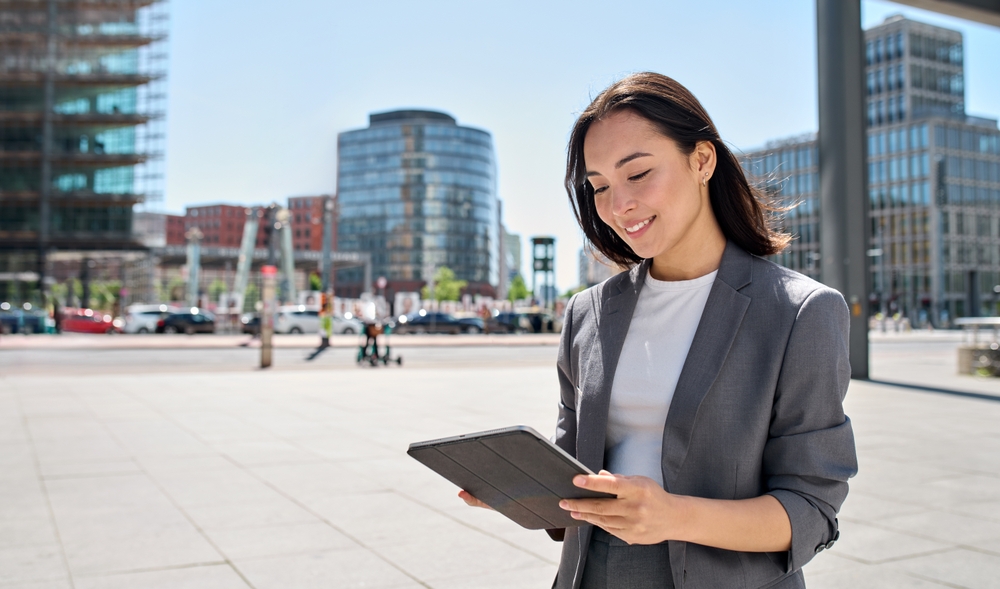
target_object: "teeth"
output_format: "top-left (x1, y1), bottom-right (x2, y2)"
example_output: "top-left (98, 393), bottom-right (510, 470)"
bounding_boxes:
top-left (625, 217), bottom-right (652, 233)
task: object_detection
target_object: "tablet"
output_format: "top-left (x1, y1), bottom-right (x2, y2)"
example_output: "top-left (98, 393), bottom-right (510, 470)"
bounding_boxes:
top-left (407, 425), bottom-right (615, 530)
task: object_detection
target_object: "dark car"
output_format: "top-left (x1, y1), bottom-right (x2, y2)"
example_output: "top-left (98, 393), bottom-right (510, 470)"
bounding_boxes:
top-left (156, 309), bottom-right (216, 334)
top-left (487, 311), bottom-right (527, 334)
top-left (240, 313), bottom-right (260, 335)
top-left (0, 308), bottom-right (48, 334)
top-left (393, 312), bottom-right (477, 335)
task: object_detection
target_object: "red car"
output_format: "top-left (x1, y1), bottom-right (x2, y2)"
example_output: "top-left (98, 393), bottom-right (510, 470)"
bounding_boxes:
top-left (61, 308), bottom-right (122, 334)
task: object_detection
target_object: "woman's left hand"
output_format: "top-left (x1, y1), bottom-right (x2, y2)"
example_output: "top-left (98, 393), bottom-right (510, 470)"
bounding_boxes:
top-left (559, 470), bottom-right (683, 545)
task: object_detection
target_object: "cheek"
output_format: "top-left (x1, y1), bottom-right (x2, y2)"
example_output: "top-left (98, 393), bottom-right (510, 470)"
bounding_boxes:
top-left (593, 197), bottom-right (617, 230)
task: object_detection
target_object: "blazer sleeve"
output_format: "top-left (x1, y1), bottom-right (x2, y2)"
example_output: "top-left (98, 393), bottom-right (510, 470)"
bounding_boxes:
top-left (546, 292), bottom-right (579, 542)
top-left (764, 286), bottom-right (858, 573)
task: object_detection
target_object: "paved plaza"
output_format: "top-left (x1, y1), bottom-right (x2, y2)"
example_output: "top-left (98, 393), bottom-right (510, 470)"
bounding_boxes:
top-left (1, 334), bottom-right (999, 588)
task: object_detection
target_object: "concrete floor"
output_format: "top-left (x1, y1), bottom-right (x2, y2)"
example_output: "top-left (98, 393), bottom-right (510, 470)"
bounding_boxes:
top-left (1, 335), bottom-right (998, 588)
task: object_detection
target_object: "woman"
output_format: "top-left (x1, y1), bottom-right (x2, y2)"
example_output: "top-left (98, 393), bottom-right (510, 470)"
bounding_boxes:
top-left (461, 72), bottom-right (857, 589)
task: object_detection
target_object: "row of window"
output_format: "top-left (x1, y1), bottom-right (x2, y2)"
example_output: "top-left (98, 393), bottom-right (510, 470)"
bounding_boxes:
top-left (871, 125), bottom-right (929, 155)
top-left (51, 166), bottom-right (134, 194)
top-left (339, 201), bottom-right (495, 223)
top-left (935, 125), bottom-right (1000, 155)
top-left (871, 211), bottom-right (931, 238)
top-left (0, 205), bottom-right (131, 233)
top-left (866, 32), bottom-right (905, 64)
top-left (339, 138), bottom-right (494, 161)
top-left (941, 183), bottom-right (1000, 206)
top-left (868, 95), bottom-right (906, 126)
top-left (340, 124), bottom-right (490, 147)
top-left (869, 155), bottom-right (931, 184)
top-left (865, 32), bottom-right (963, 67)
top-left (870, 182), bottom-right (932, 208)
top-left (339, 154), bottom-right (495, 176)
top-left (942, 243), bottom-right (999, 266)
top-left (339, 217), bottom-right (494, 236)
top-left (55, 88), bottom-right (138, 115)
top-left (339, 169), bottom-right (495, 192)
top-left (942, 211), bottom-right (1000, 237)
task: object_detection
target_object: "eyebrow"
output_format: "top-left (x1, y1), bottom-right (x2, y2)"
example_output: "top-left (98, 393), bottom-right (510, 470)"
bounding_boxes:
top-left (585, 152), bottom-right (652, 177)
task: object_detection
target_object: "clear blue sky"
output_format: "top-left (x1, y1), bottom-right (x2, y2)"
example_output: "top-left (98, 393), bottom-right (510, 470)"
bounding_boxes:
top-left (157, 0), bottom-right (1000, 291)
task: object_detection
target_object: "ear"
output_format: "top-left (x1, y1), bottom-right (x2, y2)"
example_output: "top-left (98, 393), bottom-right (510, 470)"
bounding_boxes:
top-left (692, 140), bottom-right (717, 176)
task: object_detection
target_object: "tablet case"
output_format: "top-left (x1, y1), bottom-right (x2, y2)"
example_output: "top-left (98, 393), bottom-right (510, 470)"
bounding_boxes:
top-left (407, 425), bottom-right (615, 530)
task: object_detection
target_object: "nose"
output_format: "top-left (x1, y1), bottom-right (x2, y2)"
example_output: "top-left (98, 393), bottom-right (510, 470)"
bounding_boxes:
top-left (610, 186), bottom-right (637, 218)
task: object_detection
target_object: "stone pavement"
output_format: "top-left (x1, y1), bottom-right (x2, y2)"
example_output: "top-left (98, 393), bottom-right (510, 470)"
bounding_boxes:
top-left (1, 337), bottom-right (998, 588)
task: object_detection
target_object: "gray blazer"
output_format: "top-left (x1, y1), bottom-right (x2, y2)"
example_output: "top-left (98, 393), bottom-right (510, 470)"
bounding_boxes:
top-left (552, 242), bottom-right (858, 589)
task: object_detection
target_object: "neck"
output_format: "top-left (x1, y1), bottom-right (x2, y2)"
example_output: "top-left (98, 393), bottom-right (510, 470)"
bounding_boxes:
top-left (649, 220), bottom-right (727, 281)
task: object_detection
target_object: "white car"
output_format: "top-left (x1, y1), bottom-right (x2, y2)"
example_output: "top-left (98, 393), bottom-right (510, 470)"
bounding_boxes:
top-left (274, 306), bottom-right (364, 335)
top-left (123, 304), bottom-right (178, 334)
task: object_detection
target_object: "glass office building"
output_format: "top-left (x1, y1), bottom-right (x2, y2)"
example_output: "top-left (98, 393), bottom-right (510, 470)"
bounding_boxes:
top-left (742, 16), bottom-right (1000, 325)
top-left (336, 110), bottom-right (499, 298)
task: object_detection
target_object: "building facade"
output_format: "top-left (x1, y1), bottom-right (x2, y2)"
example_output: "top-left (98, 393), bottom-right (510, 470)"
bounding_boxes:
top-left (741, 16), bottom-right (1000, 324)
top-left (579, 246), bottom-right (618, 288)
top-left (0, 0), bottom-right (168, 302)
top-left (336, 109), bottom-right (500, 299)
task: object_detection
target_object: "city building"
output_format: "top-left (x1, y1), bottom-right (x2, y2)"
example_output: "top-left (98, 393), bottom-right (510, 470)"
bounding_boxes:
top-left (579, 246), bottom-right (618, 288)
top-left (288, 194), bottom-right (335, 252)
top-left (336, 109), bottom-right (500, 299)
top-left (741, 16), bottom-right (1000, 324)
top-left (503, 228), bottom-right (522, 288)
top-left (0, 0), bottom-right (169, 302)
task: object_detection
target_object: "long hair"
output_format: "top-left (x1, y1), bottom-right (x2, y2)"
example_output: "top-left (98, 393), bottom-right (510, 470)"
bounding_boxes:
top-left (565, 72), bottom-right (790, 268)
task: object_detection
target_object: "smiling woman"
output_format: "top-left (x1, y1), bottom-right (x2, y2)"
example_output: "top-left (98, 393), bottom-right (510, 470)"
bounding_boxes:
top-left (461, 73), bottom-right (859, 589)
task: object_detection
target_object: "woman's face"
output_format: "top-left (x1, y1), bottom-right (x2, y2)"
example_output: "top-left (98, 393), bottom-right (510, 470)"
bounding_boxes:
top-left (583, 110), bottom-right (720, 274)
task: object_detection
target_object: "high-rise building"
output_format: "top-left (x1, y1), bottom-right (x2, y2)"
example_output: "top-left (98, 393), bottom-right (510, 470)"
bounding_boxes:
top-left (741, 16), bottom-right (1000, 324)
top-left (579, 246), bottom-right (617, 288)
top-left (336, 109), bottom-right (500, 299)
top-left (0, 1), bottom-right (169, 300)
top-left (287, 195), bottom-right (334, 252)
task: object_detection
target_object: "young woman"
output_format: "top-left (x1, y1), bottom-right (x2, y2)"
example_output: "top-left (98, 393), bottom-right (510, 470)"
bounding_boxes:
top-left (461, 72), bottom-right (857, 589)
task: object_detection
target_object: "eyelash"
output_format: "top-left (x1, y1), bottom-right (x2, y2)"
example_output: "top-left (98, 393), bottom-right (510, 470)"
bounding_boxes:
top-left (593, 170), bottom-right (649, 195)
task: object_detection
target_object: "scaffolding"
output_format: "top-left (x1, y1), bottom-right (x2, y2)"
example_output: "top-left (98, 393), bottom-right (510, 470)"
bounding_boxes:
top-left (0, 0), bottom-right (169, 304)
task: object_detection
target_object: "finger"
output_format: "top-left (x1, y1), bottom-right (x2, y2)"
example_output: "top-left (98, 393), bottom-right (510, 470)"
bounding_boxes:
top-left (457, 490), bottom-right (494, 510)
top-left (560, 498), bottom-right (623, 517)
top-left (573, 473), bottom-right (622, 495)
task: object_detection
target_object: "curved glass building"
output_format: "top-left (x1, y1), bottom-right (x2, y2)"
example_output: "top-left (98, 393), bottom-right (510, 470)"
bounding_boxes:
top-left (336, 110), bottom-right (499, 298)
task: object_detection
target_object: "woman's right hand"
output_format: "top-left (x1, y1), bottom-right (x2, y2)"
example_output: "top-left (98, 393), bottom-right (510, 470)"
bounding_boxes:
top-left (458, 490), bottom-right (495, 510)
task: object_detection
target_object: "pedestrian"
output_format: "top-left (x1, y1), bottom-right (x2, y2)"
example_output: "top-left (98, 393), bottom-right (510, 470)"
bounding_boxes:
top-left (460, 72), bottom-right (857, 588)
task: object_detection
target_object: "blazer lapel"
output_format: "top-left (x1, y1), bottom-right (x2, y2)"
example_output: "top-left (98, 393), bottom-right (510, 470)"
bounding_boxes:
top-left (576, 259), bottom-right (649, 472)
top-left (661, 242), bottom-right (753, 488)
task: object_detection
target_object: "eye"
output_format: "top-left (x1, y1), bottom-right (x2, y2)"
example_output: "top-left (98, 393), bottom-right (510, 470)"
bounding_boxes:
top-left (593, 185), bottom-right (608, 195)
top-left (628, 170), bottom-right (650, 182)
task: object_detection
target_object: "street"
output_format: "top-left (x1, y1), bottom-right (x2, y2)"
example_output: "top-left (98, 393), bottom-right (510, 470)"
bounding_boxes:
top-left (1, 335), bottom-right (999, 588)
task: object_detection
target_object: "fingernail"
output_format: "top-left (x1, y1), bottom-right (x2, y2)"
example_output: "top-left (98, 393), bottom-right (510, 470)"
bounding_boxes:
top-left (571, 512), bottom-right (581, 519)
top-left (559, 500), bottom-right (568, 509)
top-left (574, 476), bottom-right (586, 486)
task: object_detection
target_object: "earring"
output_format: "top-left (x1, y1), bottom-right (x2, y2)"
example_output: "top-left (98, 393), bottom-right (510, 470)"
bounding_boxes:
top-left (703, 172), bottom-right (709, 186)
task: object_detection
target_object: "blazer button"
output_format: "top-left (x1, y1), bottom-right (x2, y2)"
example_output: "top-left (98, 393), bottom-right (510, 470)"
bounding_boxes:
top-left (825, 539), bottom-right (836, 550)
top-left (814, 544), bottom-right (825, 554)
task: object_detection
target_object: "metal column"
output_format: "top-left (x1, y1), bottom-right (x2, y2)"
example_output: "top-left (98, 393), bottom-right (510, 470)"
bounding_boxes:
top-left (817, 0), bottom-right (871, 379)
top-left (37, 0), bottom-right (57, 303)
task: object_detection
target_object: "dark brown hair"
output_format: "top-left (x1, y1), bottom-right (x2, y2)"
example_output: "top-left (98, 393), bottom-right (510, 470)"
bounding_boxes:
top-left (566, 72), bottom-right (789, 268)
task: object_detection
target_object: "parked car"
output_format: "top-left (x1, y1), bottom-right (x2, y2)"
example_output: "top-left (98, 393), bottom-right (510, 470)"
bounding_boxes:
top-left (332, 314), bottom-right (364, 335)
top-left (61, 308), bottom-right (121, 334)
top-left (241, 312), bottom-right (260, 335)
top-left (274, 306), bottom-right (319, 334)
top-left (155, 309), bottom-right (216, 334)
top-left (0, 308), bottom-right (50, 334)
top-left (124, 304), bottom-right (177, 334)
top-left (487, 311), bottom-right (528, 334)
top-left (393, 311), bottom-right (477, 335)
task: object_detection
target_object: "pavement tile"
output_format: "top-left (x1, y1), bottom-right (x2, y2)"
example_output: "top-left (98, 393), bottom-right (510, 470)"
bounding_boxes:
top-left (150, 469), bottom-right (286, 508)
top-left (838, 491), bottom-right (927, 522)
top-left (184, 497), bottom-right (320, 531)
top-left (0, 516), bottom-right (59, 548)
top-left (73, 564), bottom-right (249, 589)
top-left (102, 420), bottom-right (212, 457)
top-left (374, 530), bottom-right (549, 582)
top-left (805, 564), bottom-right (954, 588)
top-left (893, 548), bottom-right (1000, 589)
top-left (39, 459), bottom-right (141, 479)
top-left (234, 548), bottom-right (419, 589)
top-left (60, 523), bottom-right (222, 576)
top-left (205, 522), bottom-right (356, 560)
top-left (831, 520), bottom-right (953, 564)
top-left (309, 491), bottom-right (470, 548)
top-left (249, 461), bottom-right (387, 504)
top-left (0, 543), bottom-right (68, 585)
top-left (876, 509), bottom-right (1000, 545)
top-left (208, 438), bottom-right (323, 466)
top-left (427, 562), bottom-right (558, 589)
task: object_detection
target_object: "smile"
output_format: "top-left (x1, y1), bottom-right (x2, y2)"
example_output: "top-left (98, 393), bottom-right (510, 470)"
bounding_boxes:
top-left (623, 216), bottom-right (655, 234)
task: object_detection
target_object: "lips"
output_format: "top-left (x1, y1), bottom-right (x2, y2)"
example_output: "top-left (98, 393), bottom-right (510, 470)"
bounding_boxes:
top-left (623, 216), bottom-right (654, 234)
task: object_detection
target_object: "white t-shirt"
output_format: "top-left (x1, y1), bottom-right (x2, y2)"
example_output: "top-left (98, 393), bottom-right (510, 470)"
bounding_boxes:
top-left (605, 268), bottom-right (717, 487)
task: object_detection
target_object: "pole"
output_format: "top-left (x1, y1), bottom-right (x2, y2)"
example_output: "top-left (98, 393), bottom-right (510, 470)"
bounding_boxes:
top-left (185, 227), bottom-right (203, 307)
top-left (38, 0), bottom-right (57, 306)
top-left (321, 196), bottom-right (334, 291)
top-left (260, 265), bottom-right (277, 368)
top-left (817, 0), bottom-right (870, 379)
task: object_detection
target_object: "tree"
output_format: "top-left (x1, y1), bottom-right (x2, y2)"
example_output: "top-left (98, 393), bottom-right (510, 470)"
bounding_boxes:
top-left (309, 272), bottom-right (322, 292)
top-left (563, 285), bottom-right (587, 298)
top-left (208, 279), bottom-right (227, 302)
top-left (507, 274), bottom-right (530, 302)
top-left (421, 266), bottom-right (467, 301)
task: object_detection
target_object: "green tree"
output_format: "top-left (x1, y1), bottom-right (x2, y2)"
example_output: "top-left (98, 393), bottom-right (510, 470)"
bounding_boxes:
top-left (243, 283), bottom-right (259, 312)
top-left (421, 266), bottom-right (467, 301)
top-left (208, 279), bottom-right (227, 302)
top-left (507, 274), bottom-right (530, 302)
top-left (309, 272), bottom-right (323, 292)
top-left (563, 285), bottom-right (587, 298)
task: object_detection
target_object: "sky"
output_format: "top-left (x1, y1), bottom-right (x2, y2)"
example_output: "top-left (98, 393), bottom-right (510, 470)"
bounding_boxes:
top-left (157, 0), bottom-right (1000, 291)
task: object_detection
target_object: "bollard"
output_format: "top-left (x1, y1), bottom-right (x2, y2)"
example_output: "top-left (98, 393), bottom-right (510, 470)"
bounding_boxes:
top-left (260, 265), bottom-right (277, 368)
